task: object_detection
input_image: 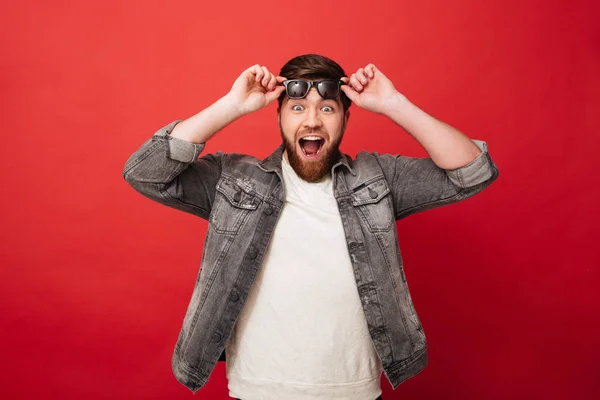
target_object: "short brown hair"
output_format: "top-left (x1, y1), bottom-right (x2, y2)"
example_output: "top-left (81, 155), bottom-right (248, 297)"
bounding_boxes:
top-left (277, 54), bottom-right (351, 113)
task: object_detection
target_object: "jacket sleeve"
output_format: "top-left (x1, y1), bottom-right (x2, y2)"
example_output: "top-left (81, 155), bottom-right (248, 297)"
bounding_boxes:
top-left (375, 139), bottom-right (499, 220)
top-left (122, 120), bottom-right (222, 220)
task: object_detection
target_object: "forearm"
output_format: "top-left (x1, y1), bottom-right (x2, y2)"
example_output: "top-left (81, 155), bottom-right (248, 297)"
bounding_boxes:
top-left (170, 95), bottom-right (244, 144)
top-left (384, 94), bottom-right (482, 170)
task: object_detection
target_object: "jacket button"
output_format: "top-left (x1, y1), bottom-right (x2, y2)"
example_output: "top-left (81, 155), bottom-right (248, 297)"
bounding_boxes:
top-left (230, 292), bottom-right (239, 302)
top-left (368, 188), bottom-right (378, 199)
top-left (212, 333), bottom-right (222, 343)
top-left (264, 206), bottom-right (273, 215)
top-left (248, 249), bottom-right (258, 259)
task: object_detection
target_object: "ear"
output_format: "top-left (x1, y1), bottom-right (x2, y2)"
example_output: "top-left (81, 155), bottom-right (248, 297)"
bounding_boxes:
top-left (342, 109), bottom-right (350, 132)
top-left (277, 107), bottom-right (281, 124)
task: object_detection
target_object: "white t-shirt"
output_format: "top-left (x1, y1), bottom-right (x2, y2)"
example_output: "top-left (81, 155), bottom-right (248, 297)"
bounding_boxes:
top-left (225, 154), bottom-right (383, 400)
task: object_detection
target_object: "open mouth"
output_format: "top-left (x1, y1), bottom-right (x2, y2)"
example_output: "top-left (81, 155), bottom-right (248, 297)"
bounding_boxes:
top-left (298, 136), bottom-right (325, 159)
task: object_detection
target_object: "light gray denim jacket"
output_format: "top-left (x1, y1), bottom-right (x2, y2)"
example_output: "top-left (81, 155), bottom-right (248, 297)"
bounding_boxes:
top-left (123, 120), bottom-right (499, 394)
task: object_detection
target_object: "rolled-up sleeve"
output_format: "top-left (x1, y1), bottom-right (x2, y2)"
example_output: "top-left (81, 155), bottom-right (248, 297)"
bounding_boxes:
top-left (122, 120), bottom-right (222, 220)
top-left (445, 140), bottom-right (496, 189)
top-left (375, 139), bottom-right (499, 220)
top-left (162, 121), bottom-right (205, 163)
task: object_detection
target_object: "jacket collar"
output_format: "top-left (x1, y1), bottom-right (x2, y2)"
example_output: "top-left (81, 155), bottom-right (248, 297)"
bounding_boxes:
top-left (258, 144), bottom-right (356, 176)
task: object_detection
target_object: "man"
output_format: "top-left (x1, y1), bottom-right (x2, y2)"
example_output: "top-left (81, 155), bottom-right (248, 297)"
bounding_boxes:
top-left (123, 54), bottom-right (499, 400)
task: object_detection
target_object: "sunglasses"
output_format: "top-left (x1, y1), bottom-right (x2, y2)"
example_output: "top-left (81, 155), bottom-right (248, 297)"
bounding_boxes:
top-left (282, 79), bottom-right (345, 100)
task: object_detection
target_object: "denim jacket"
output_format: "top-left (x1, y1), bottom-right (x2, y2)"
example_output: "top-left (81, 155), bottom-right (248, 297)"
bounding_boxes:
top-left (123, 120), bottom-right (499, 394)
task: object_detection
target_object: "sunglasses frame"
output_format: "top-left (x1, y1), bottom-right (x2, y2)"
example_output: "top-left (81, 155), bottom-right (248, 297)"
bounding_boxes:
top-left (282, 79), bottom-right (345, 100)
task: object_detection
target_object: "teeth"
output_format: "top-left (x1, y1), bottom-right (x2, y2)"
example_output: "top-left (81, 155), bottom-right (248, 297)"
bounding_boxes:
top-left (302, 136), bottom-right (322, 141)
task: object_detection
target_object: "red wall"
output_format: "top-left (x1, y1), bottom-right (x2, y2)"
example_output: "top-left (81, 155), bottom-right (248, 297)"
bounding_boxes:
top-left (1, 0), bottom-right (598, 399)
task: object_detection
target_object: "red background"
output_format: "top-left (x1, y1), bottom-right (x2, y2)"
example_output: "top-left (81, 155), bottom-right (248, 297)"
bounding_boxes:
top-left (1, 0), bottom-right (598, 399)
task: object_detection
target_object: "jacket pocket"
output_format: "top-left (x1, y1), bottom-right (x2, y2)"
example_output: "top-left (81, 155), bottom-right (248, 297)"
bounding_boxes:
top-left (210, 177), bottom-right (260, 234)
top-left (350, 176), bottom-right (394, 232)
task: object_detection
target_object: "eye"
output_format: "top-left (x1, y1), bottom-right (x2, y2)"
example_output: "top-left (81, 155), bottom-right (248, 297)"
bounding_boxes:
top-left (292, 105), bottom-right (304, 111)
top-left (322, 106), bottom-right (334, 112)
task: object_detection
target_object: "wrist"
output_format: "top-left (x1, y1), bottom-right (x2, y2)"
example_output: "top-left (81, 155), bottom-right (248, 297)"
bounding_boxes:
top-left (382, 91), bottom-right (410, 116)
top-left (220, 94), bottom-right (247, 120)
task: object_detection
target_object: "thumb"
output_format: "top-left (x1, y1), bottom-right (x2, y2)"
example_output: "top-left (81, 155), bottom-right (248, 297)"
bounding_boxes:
top-left (340, 85), bottom-right (359, 103)
top-left (265, 85), bottom-right (286, 104)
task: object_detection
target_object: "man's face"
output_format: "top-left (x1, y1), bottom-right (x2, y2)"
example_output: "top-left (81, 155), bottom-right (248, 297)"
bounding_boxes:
top-left (278, 86), bottom-right (350, 183)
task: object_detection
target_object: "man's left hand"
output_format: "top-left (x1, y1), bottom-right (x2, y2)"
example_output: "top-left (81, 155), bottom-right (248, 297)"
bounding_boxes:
top-left (340, 64), bottom-right (405, 115)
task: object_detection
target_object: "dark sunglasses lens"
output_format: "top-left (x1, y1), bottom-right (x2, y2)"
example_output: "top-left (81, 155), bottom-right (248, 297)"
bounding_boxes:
top-left (286, 81), bottom-right (309, 98)
top-left (317, 81), bottom-right (339, 99)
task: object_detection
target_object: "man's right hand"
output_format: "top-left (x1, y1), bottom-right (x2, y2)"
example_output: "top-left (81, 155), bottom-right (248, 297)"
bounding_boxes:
top-left (226, 64), bottom-right (287, 116)
top-left (168, 65), bottom-right (287, 145)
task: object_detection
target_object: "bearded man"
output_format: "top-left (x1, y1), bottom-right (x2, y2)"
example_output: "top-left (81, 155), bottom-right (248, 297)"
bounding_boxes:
top-left (123, 53), bottom-right (499, 400)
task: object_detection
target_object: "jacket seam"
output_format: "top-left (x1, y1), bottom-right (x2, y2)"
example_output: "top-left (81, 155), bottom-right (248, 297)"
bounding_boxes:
top-left (220, 173), bottom-right (266, 200)
top-left (387, 346), bottom-right (427, 374)
top-left (394, 189), bottom-right (464, 219)
top-left (159, 187), bottom-right (211, 219)
top-left (183, 234), bottom-right (235, 352)
top-left (349, 174), bottom-right (386, 192)
top-left (173, 357), bottom-right (209, 386)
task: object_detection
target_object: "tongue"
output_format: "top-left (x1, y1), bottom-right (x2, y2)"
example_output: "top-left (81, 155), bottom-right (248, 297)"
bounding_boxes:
top-left (303, 140), bottom-right (320, 155)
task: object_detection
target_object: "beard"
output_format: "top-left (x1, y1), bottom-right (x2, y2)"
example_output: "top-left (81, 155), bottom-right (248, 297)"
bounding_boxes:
top-left (279, 121), bottom-right (344, 183)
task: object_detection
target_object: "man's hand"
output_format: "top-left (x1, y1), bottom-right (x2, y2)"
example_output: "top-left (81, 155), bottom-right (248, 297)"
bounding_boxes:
top-left (343, 64), bottom-right (484, 170)
top-left (169, 64), bottom-right (286, 145)
top-left (226, 64), bottom-right (287, 117)
top-left (341, 64), bottom-right (406, 115)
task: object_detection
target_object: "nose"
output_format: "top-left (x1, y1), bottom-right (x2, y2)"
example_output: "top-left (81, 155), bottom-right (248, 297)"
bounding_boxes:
top-left (302, 104), bottom-right (323, 131)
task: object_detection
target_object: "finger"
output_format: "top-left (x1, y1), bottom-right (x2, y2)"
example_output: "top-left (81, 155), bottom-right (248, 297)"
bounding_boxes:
top-left (254, 65), bottom-right (264, 83)
top-left (340, 84), bottom-right (359, 103)
top-left (265, 85), bottom-right (286, 103)
top-left (272, 76), bottom-right (287, 91)
top-left (244, 64), bottom-right (259, 74)
top-left (365, 64), bottom-right (376, 78)
top-left (260, 66), bottom-right (270, 87)
top-left (340, 76), bottom-right (350, 84)
top-left (349, 74), bottom-right (363, 91)
top-left (356, 68), bottom-right (368, 85)
top-left (243, 64), bottom-right (259, 82)
top-left (350, 74), bottom-right (363, 91)
top-left (267, 73), bottom-right (277, 90)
